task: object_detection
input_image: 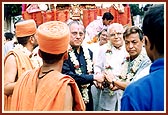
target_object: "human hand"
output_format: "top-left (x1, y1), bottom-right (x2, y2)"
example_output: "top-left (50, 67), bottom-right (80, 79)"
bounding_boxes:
top-left (93, 81), bottom-right (104, 89)
top-left (94, 73), bottom-right (105, 83)
top-left (109, 85), bottom-right (119, 91)
top-left (104, 71), bottom-right (115, 83)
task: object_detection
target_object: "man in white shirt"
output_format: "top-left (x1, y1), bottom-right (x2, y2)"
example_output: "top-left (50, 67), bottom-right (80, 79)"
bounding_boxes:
top-left (84, 12), bottom-right (114, 45)
top-left (92, 23), bottom-right (128, 111)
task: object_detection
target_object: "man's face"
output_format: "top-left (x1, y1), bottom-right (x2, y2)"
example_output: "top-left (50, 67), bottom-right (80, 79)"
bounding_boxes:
top-left (69, 23), bottom-right (85, 48)
top-left (104, 19), bottom-right (112, 26)
top-left (32, 34), bottom-right (38, 49)
top-left (125, 33), bottom-right (144, 59)
top-left (99, 30), bottom-right (108, 46)
top-left (108, 26), bottom-right (124, 48)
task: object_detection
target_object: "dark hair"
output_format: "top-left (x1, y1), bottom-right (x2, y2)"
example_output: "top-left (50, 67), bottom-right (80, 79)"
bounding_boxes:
top-left (4, 32), bottom-right (14, 41)
top-left (17, 36), bottom-right (31, 46)
top-left (123, 26), bottom-right (143, 40)
top-left (102, 12), bottom-right (114, 20)
top-left (39, 49), bottom-right (65, 64)
top-left (142, 4), bottom-right (164, 54)
top-left (98, 29), bottom-right (107, 37)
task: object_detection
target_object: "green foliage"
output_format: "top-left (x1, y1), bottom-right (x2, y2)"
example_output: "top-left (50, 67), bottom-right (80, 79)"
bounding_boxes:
top-left (129, 4), bottom-right (144, 16)
top-left (4, 4), bottom-right (22, 20)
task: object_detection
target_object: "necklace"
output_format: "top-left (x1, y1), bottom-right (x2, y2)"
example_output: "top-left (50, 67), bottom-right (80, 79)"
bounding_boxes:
top-left (68, 45), bottom-right (93, 104)
top-left (38, 69), bottom-right (54, 79)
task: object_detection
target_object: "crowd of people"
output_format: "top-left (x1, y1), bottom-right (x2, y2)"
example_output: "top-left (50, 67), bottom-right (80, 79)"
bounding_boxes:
top-left (3, 4), bottom-right (164, 111)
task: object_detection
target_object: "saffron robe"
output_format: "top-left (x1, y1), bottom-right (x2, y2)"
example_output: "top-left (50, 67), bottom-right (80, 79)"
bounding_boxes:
top-left (4, 49), bottom-right (34, 111)
top-left (11, 68), bottom-right (85, 111)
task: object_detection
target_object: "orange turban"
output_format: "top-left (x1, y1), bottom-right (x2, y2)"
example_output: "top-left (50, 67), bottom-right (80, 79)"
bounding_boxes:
top-left (15, 19), bottom-right (36, 37)
top-left (36, 21), bottom-right (70, 54)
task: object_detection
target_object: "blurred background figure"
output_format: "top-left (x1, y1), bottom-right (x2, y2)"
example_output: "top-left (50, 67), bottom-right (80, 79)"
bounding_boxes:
top-left (83, 12), bottom-right (114, 45)
top-left (4, 32), bottom-right (16, 57)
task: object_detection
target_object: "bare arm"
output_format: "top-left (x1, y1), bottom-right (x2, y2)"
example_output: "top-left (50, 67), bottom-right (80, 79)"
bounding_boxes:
top-left (104, 71), bottom-right (129, 90)
top-left (113, 80), bottom-right (129, 90)
top-left (63, 85), bottom-right (73, 111)
top-left (4, 55), bottom-right (17, 96)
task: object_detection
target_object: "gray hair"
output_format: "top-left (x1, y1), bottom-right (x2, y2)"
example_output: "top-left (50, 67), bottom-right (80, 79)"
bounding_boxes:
top-left (107, 23), bottom-right (124, 33)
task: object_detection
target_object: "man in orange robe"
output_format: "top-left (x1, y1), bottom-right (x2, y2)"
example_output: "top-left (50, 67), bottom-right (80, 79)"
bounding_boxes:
top-left (11, 21), bottom-right (85, 111)
top-left (4, 19), bottom-right (38, 111)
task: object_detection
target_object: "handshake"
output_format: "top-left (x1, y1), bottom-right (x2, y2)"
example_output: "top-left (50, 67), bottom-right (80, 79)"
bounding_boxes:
top-left (93, 71), bottom-right (118, 90)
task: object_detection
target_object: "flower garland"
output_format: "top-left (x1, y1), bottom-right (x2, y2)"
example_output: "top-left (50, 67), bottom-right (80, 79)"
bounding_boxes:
top-left (68, 45), bottom-right (93, 103)
top-left (104, 41), bottom-right (116, 96)
top-left (31, 46), bottom-right (43, 68)
top-left (14, 44), bottom-right (42, 68)
top-left (105, 41), bottom-right (113, 71)
top-left (14, 44), bottom-right (32, 56)
top-left (120, 50), bottom-right (147, 82)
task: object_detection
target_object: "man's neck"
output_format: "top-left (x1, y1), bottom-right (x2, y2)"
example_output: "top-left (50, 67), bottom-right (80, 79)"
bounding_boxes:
top-left (72, 46), bottom-right (81, 54)
top-left (114, 45), bottom-right (122, 50)
top-left (41, 60), bottom-right (63, 73)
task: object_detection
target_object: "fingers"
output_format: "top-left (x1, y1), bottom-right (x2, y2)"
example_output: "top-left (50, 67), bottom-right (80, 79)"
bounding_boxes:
top-left (94, 71), bottom-right (119, 90)
top-left (93, 81), bottom-right (98, 87)
top-left (108, 83), bottom-right (114, 90)
top-left (110, 85), bottom-right (119, 91)
top-left (94, 73), bottom-right (105, 83)
top-left (94, 81), bottom-right (104, 89)
top-left (97, 82), bottom-right (104, 89)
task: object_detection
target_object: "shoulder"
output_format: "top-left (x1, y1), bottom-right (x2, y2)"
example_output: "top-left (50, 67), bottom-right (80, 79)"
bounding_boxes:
top-left (4, 52), bottom-right (16, 63)
top-left (82, 46), bottom-right (93, 54)
top-left (86, 19), bottom-right (100, 27)
top-left (127, 74), bottom-right (151, 93)
top-left (99, 43), bottom-right (109, 52)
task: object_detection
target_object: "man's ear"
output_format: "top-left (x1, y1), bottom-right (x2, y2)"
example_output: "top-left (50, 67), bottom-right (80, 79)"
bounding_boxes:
top-left (144, 35), bottom-right (153, 50)
top-left (29, 35), bottom-right (35, 44)
top-left (143, 36), bottom-right (148, 46)
top-left (63, 51), bottom-right (68, 60)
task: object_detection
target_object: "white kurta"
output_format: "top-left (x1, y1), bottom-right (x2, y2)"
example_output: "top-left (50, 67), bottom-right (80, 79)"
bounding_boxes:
top-left (92, 43), bottom-right (128, 111)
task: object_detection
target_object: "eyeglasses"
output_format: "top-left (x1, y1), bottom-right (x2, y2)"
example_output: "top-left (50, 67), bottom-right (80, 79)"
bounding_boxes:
top-left (71, 32), bottom-right (84, 37)
top-left (109, 32), bottom-right (123, 37)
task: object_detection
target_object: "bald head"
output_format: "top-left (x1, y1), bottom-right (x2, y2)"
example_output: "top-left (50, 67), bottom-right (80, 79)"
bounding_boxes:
top-left (107, 23), bottom-right (124, 34)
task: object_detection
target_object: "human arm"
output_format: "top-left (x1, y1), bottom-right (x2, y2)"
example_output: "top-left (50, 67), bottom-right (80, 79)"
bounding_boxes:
top-left (105, 71), bottom-right (129, 90)
top-left (63, 85), bottom-right (73, 111)
top-left (62, 60), bottom-right (104, 85)
top-left (121, 94), bottom-right (135, 111)
top-left (120, 83), bottom-right (140, 111)
top-left (113, 80), bottom-right (129, 90)
top-left (62, 59), bottom-right (94, 85)
top-left (4, 54), bottom-right (17, 96)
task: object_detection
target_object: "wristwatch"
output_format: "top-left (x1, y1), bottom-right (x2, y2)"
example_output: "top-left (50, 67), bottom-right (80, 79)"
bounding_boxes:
top-left (112, 78), bottom-right (117, 85)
